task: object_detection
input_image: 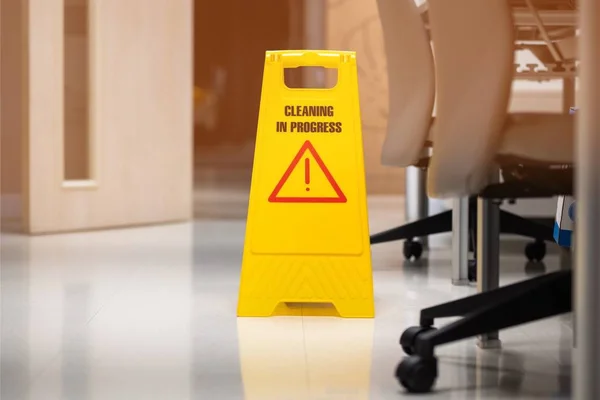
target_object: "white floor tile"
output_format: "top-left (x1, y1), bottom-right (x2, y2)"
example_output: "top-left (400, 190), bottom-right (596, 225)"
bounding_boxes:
top-left (0, 198), bottom-right (572, 399)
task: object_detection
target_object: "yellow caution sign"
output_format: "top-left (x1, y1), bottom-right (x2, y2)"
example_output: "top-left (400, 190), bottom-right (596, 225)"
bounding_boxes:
top-left (237, 50), bottom-right (374, 318)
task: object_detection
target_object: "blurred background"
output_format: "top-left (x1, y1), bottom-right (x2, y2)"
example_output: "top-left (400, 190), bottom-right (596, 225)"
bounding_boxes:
top-left (192, 0), bottom-right (565, 224)
top-left (1, 0), bottom-right (564, 234)
top-left (190, 0), bottom-right (563, 231)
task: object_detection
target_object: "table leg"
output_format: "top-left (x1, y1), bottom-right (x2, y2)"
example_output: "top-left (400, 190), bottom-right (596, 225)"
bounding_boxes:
top-left (574, 0), bottom-right (600, 397)
top-left (476, 197), bottom-right (501, 349)
top-left (452, 197), bottom-right (470, 285)
top-left (405, 166), bottom-right (429, 248)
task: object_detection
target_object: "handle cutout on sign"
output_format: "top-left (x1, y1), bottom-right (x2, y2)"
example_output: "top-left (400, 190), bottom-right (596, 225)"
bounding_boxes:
top-left (283, 66), bottom-right (338, 89)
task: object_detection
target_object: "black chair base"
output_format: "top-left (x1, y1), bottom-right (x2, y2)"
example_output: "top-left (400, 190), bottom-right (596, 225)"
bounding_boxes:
top-left (370, 196), bottom-right (554, 263)
top-left (395, 269), bottom-right (572, 393)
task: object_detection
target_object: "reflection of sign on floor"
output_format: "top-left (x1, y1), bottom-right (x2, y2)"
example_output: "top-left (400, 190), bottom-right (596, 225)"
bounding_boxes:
top-left (237, 318), bottom-right (374, 400)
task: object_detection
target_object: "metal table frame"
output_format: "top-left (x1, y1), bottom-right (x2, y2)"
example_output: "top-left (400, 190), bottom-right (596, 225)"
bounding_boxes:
top-left (574, 1), bottom-right (600, 398)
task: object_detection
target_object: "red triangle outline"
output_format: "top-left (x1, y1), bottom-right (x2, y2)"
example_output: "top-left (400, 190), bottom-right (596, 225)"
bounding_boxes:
top-left (268, 140), bottom-right (347, 203)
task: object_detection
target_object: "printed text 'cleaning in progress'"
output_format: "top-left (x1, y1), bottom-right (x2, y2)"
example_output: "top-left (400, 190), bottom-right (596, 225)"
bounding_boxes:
top-left (276, 105), bottom-right (342, 133)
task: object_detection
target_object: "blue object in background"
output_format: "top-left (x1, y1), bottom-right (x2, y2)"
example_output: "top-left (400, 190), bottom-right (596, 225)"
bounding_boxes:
top-left (554, 223), bottom-right (571, 247)
top-left (554, 197), bottom-right (575, 248)
top-left (568, 202), bottom-right (575, 221)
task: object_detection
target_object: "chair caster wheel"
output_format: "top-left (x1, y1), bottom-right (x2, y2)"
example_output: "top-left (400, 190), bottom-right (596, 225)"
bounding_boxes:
top-left (525, 240), bottom-right (546, 262)
top-left (400, 326), bottom-right (436, 355)
top-left (468, 259), bottom-right (477, 282)
top-left (403, 240), bottom-right (423, 261)
top-left (396, 356), bottom-right (438, 393)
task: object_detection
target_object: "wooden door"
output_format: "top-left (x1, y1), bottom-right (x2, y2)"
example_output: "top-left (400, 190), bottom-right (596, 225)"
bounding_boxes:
top-left (21, 0), bottom-right (193, 233)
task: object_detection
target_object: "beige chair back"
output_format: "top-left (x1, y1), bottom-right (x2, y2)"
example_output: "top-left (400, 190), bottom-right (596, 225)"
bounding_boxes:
top-left (426, 0), bottom-right (515, 197)
top-left (376, 0), bottom-right (436, 167)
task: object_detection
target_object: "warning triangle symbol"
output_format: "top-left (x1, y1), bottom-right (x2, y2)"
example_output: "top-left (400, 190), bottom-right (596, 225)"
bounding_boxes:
top-left (268, 140), bottom-right (347, 203)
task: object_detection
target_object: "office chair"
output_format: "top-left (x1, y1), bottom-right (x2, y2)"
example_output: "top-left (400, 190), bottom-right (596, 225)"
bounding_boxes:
top-left (372, 0), bottom-right (554, 268)
top-left (395, 0), bottom-right (574, 393)
top-left (370, 0), bottom-right (438, 260)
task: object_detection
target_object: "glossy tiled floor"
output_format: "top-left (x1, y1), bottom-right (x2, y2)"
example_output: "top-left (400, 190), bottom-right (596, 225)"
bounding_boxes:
top-left (1, 196), bottom-right (572, 399)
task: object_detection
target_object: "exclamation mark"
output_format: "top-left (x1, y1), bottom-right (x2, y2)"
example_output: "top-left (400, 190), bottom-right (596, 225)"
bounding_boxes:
top-left (305, 158), bottom-right (310, 191)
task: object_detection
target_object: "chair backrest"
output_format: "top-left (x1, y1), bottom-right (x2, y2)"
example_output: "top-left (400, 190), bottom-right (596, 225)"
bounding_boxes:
top-left (376, 0), bottom-right (435, 167)
top-left (426, 0), bottom-right (515, 197)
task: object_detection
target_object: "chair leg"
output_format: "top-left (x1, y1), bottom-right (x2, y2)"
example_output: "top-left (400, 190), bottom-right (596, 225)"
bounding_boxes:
top-left (468, 200), bottom-right (478, 253)
top-left (418, 270), bottom-right (570, 325)
top-left (395, 196), bottom-right (568, 394)
top-left (396, 270), bottom-right (572, 393)
top-left (499, 209), bottom-right (555, 241)
top-left (415, 270), bottom-right (571, 356)
top-left (370, 196), bottom-right (552, 246)
top-left (369, 210), bottom-right (452, 245)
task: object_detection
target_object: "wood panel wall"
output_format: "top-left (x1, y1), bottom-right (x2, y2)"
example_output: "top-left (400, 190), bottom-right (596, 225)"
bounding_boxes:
top-left (1, 0), bottom-right (25, 228)
top-left (22, 0), bottom-right (193, 233)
